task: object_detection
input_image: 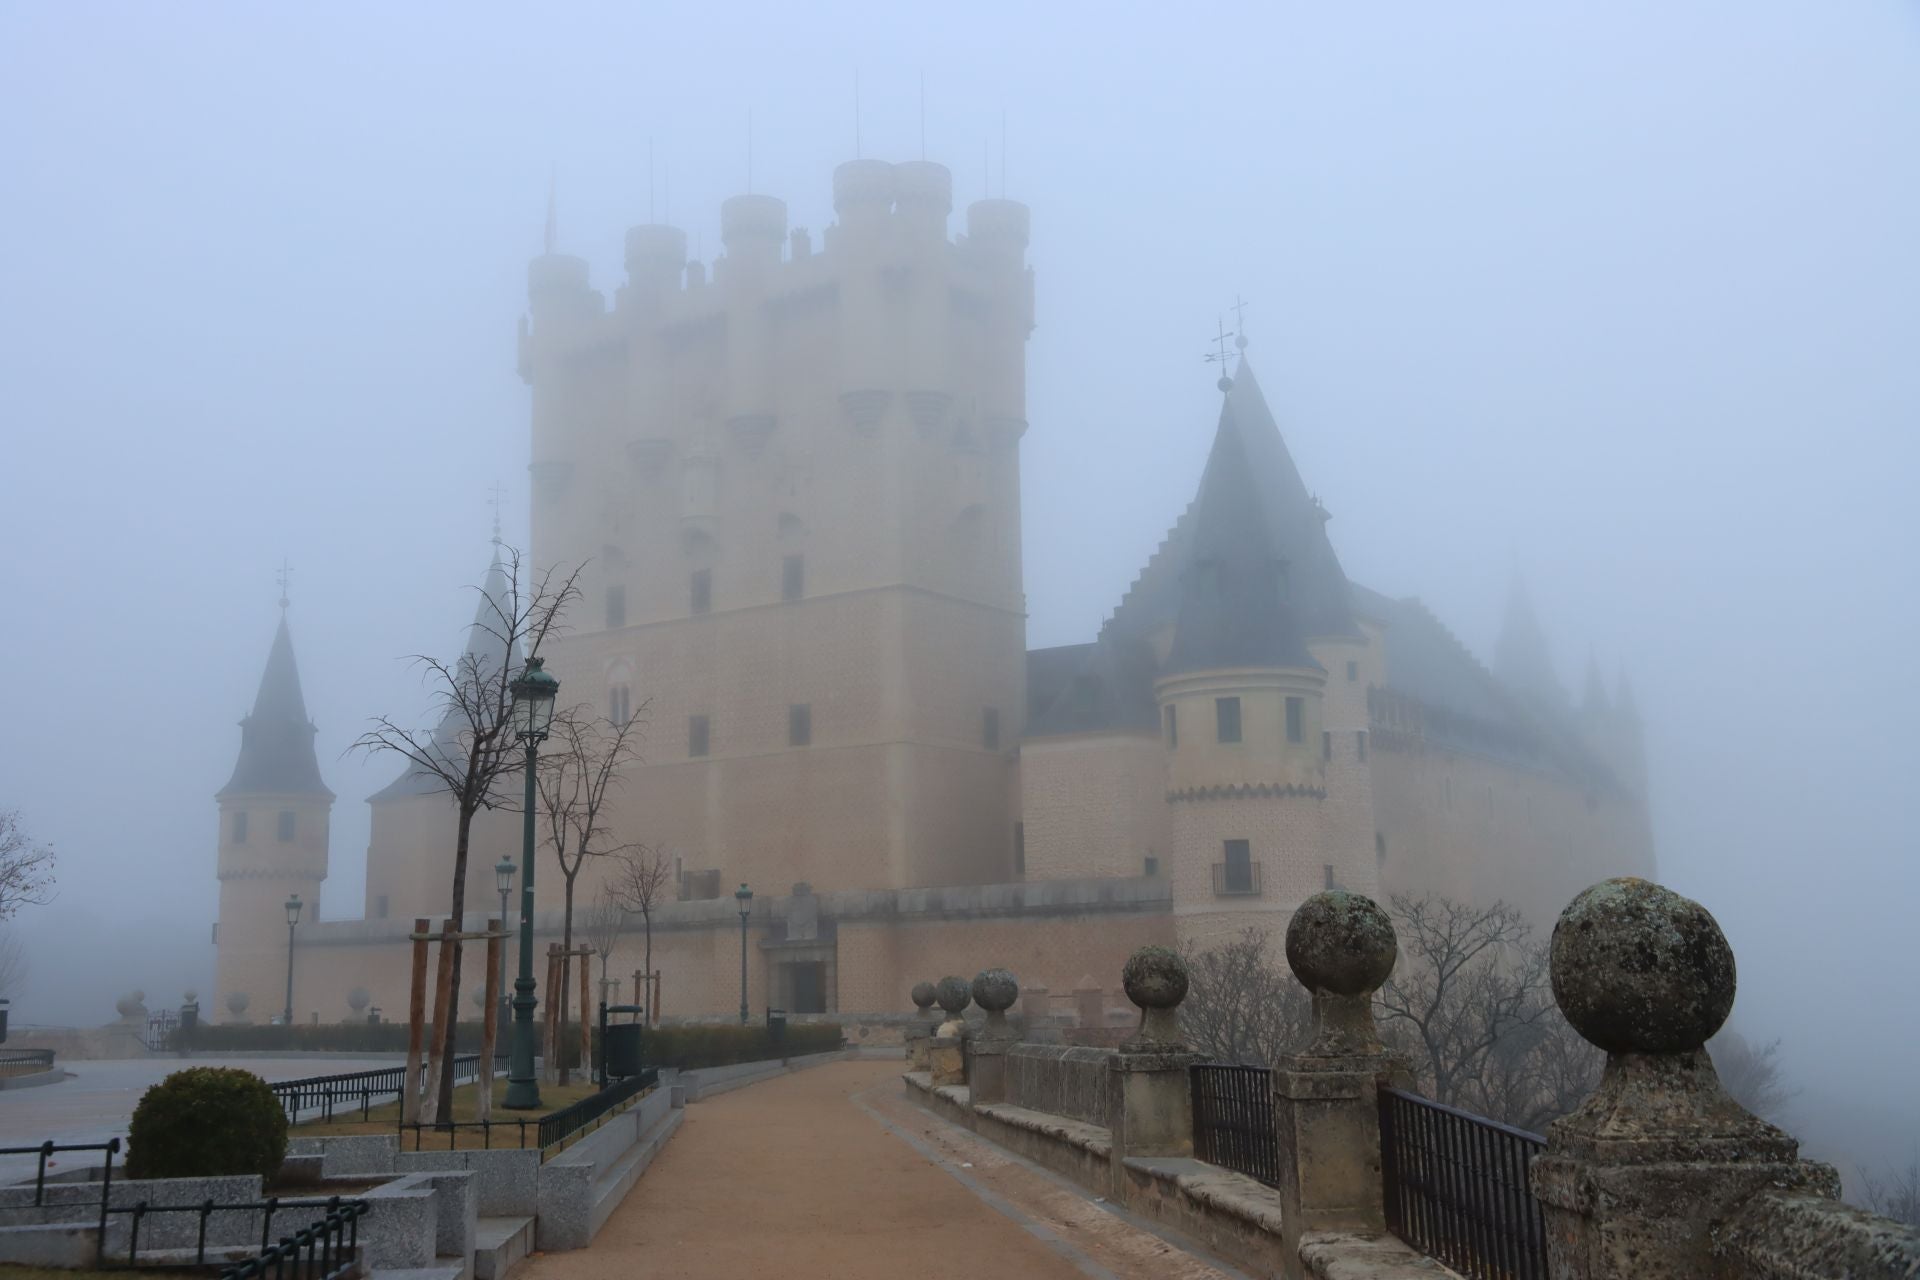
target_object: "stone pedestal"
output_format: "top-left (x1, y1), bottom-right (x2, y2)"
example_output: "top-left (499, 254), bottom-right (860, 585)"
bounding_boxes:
top-left (970, 1038), bottom-right (1010, 1103)
top-left (968, 969), bottom-right (1020, 1104)
top-left (1108, 1047), bottom-right (1196, 1160)
top-left (929, 1035), bottom-right (966, 1087)
top-left (1273, 1048), bottom-right (1405, 1250)
top-left (1532, 879), bottom-right (1842, 1279)
top-left (906, 1033), bottom-right (930, 1071)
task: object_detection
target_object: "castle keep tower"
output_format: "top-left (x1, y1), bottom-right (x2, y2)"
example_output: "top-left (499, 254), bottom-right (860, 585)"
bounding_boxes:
top-left (519, 160), bottom-right (1034, 896)
top-left (214, 603), bottom-right (333, 1021)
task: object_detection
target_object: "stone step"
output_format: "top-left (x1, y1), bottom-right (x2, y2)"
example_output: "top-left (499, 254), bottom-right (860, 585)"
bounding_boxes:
top-left (472, 1215), bottom-right (534, 1280)
top-left (371, 1262), bottom-right (468, 1280)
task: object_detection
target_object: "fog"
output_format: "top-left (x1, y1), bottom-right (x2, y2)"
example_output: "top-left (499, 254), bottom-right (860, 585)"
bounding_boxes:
top-left (2, 2), bottom-right (1915, 1178)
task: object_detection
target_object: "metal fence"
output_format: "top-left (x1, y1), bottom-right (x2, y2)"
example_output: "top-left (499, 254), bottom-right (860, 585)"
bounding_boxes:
top-left (0, 1048), bottom-right (56, 1077)
top-left (1378, 1086), bottom-right (1547, 1280)
top-left (219, 1196), bottom-right (368, 1280)
top-left (271, 1053), bottom-right (482, 1122)
top-left (111, 1194), bottom-right (364, 1270)
top-left (536, 1067), bottom-right (658, 1154)
top-left (1189, 1063), bottom-right (1283, 1188)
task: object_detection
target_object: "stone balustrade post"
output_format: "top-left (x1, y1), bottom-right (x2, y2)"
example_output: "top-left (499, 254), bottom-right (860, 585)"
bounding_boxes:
top-left (1532, 878), bottom-right (1839, 1279)
top-left (1107, 946), bottom-right (1196, 1182)
top-left (1272, 891), bottom-right (1410, 1277)
top-left (968, 969), bottom-right (1019, 1104)
top-left (907, 980), bottom-right (938, 1071)
top-left (929, 974), bottom-right (972, 1087)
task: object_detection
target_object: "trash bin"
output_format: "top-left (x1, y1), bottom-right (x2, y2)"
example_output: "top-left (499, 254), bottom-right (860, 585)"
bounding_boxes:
top-left (603, 1023), bottom-right (643, 1079)
top-left (766, 1008), bottom-right (787, 1058)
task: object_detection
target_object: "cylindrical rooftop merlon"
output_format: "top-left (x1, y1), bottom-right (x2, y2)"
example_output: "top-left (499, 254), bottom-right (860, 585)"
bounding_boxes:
top-left (721, 194), bottom-right (788, 252)
top-left (893, 160), bottom-right (953, 221)
top-left (833, 159), bottom-right (895, 219)
top-left (625, 224), bottom-right (688, 288)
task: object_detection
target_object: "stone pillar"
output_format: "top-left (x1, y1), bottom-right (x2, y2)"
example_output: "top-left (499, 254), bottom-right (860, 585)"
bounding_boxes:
top-left (969, 969), bottom-right (1019, 1105)
top-left (907, 981), bottom-right (938, 1071)
top-left (1272, 891), bottom-right (1408, 1278)
top-left (1107, 946), bottom-right (1197, 1188)
top-left (1018, 983), bottom-right (1050, 1038)
top-left (1073, 975), bottom-right (1103, 1029)
top-left (930, 975), bottom-right (973, 1088)
top-left (1532, 878), bottom-right (1838, 1279)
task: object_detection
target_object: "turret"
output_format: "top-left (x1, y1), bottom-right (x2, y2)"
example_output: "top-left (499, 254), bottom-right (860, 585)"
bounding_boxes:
top-left (214, 597), bottom-right (333, 1023)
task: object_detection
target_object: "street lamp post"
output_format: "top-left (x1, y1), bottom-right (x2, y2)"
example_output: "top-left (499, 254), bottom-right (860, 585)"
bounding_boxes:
top-left (735, 883), bottom-right (753, 1025)
top-left (282, 894), bottom-right (302, 1026)
top-left (504, 656), bottom-right (560, 1111)
top-left (495, 857), bottom-right (516, 1023)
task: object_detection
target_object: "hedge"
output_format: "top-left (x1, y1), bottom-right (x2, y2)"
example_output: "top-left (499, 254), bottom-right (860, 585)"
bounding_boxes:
top-left (641, 1022), bottom-right (844, 1069)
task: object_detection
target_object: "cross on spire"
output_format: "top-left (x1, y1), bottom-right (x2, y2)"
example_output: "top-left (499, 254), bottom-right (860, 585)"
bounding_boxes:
top-left (275, 558), bottom-right (293, 611)
top-left (487, 484), bottom-right (508, 545)
top-left (1205, 316), bottom-right (1238, 392)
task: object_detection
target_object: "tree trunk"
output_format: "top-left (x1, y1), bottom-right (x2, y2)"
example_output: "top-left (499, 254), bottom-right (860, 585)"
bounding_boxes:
top-left (558, 872), bottom-right (576, 1084)
top-left (643, 913), bottom-right (654, 1025)
top-left (438, 803), bottom-right (474, 1119)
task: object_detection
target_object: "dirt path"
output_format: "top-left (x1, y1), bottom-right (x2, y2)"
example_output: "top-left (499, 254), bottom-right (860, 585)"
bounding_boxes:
top-left (516, 1057), bottom-right (1242, 1280)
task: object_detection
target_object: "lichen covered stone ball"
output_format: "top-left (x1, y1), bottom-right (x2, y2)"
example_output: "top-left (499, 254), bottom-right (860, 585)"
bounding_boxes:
top-left (935, 974), bottom-right (973, 1016)
top-left (1551, 877), bottom-right (1734, 1054)
top-left (1285, 891), bottom-right (1397, 997)
top-left (1122, 946), bottom-right (1189, 1010)
top-left (911, 981), bottom-right (938, 1012)
top-left (972, 969), bottom-right (1019, 1013)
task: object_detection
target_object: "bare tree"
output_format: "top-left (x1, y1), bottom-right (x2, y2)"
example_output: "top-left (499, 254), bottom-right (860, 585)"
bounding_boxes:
top-left (0, 811), bottom-right (57, 921)
top-left (1708, 1030), bottom-right (1795, 1124)
top-left (1177, 927), bottom-right (1311, 1066)
top-left (1858, 1147), bottom-right (1920, 1228)
top-left (581, 890), bottom-right (624, 1006)
top-left (608, 844), bottom-right (673, 1023)
top-left (353, 545), bottom-right (582, 1114)
top-left (0, 932), bottom-right (29, 1002)
top-left (534, 705), bottom-right (645, 1083)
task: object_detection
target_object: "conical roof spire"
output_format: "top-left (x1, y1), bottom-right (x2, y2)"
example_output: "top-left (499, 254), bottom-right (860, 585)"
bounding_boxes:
top-left (1165, 382), bottom-right (1321, 674)
top-left (1494, 573), bottom-right (1565, 709)
top-left (219, 608), bottom-right (332, 799)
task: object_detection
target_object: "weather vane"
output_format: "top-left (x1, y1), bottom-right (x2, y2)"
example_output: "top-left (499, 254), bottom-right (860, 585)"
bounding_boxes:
top-left (1205, 315), bottom-right (1237, 392)
top-left (275, 558), bottom-right (293, 611)
top-left (1231, 294), bottom-right (1250, 351)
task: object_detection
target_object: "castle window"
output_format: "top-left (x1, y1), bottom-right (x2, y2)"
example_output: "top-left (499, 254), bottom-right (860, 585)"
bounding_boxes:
top-left (1347, 660), bottom-right (1358, 682)
top-left (1216, 839), bottom-right (1256, 895)
top-left (1286, 696), bottom-right (1304, 744)
top-left (689, 714), bottom-right (710, 758)
top-left (1376, 832), bottom-right (1387, 866)
top-left (1322, 730), bottom-right (1332, 761)
top-left (690, 568), bottom-right (712, 615)
top-left (1164, 704), bottom-right (1178, 747)
top-left (1014, 823), bottom-right (1025, 876)
top-left (277, 810), bottom-right (295, 842)
top-left (609, 685), bottom-right (632, 726)
top-left (789, 703), bottom-right (812, 747)
top-left (782, 554), bottom-right (804, 603)
top-left (1324, 864), bottom-right (1337, 890)
top-left (375, 894), bottom-right (388, 919)
top-left (232, 811), bottom-right (248, 844)
top-left (606, 585), bottom-right (626, 629)
top-left (1215, 697), bottom-right (1242, 744)
top-left (1143, 854), bottom-right (1159, 877)
top-left (982, 707), bottom-right (1000, 750)
top-left (1356, 730), bottom-right (1368, 762)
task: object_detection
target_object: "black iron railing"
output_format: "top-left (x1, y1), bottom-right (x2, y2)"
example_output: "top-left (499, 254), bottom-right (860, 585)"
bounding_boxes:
top-left (219, 1196), bottom-right (368, 1280)
top-left (535, 1067), bottom-right (658, 1155)
top-left (113, 1194), bottom-right (365, 1270)
top-left (0, 1048), bottom-right (56, 1076)
top-left (1210, 861), bottom-right (1263, 897)
top-left (272, 1053), bottom-right (481, 1122)
top-left (395, 1116), bottom-right (534, 1151)
top-left (1189, 1063), bottom-right (1282, 1188)
top-left (1379, 1087), bottom-right (1547, 1280)
top-left (0, 1137), bottom-right (118, 1209)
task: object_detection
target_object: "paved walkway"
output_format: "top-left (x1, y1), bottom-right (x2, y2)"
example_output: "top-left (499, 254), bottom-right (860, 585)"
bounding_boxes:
top-left (518, 1057), bottom-right (1241, 1280)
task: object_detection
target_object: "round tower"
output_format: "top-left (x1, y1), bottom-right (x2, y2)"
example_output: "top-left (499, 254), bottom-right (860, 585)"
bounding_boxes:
top-left (214, 600), bottom-right (332, 1023)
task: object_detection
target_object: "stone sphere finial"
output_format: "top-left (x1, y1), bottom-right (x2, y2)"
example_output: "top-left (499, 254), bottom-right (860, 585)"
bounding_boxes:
top-left (1121, 946), bottom-right (1188, 1011)
top-left (1285, 891), bottom-right (1397, 997)
top-left (910, 981), bottom-right (938, 1014)
top-left (972, 969), bottom-right (1018, 1014)
top-left (225, 991), bottom-right (249, 1015)
top-left (1551, 877), bottom-right (1735, 1055)
top-left (935, 975), bottom-right (972, 1017)
top-left (1121, 946), bottom-right (1189, 1049)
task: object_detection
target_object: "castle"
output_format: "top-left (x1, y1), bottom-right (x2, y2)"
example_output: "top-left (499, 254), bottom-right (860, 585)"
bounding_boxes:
top-left (212, 158), bottom-right (1654, 1025)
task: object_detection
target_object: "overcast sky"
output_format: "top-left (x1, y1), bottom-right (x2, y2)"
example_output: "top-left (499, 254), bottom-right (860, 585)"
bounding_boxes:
top-left (2, 2), bottom-right (1915, 1139)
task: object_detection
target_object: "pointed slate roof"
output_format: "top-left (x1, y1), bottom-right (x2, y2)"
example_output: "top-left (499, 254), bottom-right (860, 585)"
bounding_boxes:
top-left (1493, 574), bottom-right (1566, 711)
top-left (370, 544), bottom-right (521, 803)
top-left (219, 612), bottom-right (333, 799)
top-left (1164, 391), bottom-right (1319, 674)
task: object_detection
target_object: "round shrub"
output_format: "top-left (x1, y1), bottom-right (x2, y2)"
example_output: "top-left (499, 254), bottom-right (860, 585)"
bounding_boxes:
top-left (125, 1067), bottom-right (288, 1180)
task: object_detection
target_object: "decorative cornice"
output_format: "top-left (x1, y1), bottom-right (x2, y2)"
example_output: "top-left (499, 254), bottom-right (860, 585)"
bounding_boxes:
top-left (1167, 782), bottom-right (1326, 803)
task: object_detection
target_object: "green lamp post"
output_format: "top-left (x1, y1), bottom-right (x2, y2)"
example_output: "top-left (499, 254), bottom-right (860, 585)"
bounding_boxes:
top-left (282, 893), bottom-right (302, 1026)
top-left (504, 656), bottom-right (559, 1110)
top-left (494, 856), bottom-right (516, 1023)
top-left (735, 882), bottom-right (753, 1025)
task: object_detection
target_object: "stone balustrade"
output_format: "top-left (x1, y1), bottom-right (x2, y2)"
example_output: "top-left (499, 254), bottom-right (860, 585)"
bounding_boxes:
top-left (901, 875), bottom-right (1920, 1279)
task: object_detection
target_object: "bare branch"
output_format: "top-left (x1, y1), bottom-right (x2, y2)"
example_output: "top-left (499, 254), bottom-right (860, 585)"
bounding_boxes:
top-left (0, 811), bottom-right (57, 922)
